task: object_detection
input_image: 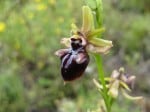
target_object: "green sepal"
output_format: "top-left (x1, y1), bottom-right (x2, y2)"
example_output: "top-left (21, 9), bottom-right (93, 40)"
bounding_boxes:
top-left (82, 6), bottom-right (94, 33)
top-left (89, 37), bottom-right (113, 47)
top-left (87, 28), bottom-right (105, 39)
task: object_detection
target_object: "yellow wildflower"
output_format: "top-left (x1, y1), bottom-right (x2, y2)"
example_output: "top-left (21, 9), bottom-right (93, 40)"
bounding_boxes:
top-left (37, 4), bottom-right (47, 11)
top-left (0, 22), bottom-right (6, 32)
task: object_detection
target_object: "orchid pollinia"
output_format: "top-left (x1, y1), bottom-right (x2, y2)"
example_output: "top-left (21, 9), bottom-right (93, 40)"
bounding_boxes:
top-left (55, 6), bottom-right (113, 81)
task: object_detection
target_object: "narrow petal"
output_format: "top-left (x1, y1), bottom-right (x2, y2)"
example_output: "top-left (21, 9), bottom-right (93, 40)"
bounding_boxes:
top-left (87, 28), bottom-right (105, 39)
top-left (93, 78), bottom-right (103, 89)
top-left (61, 38), bottom-right (71, 47)
top-left (119, 81), bottom-right (131, 92)
top-left (121, 89), bottom-right (143, 101)
top-left (89, 37), bottom-right (113, 47)
top-left (104, 77), bottom-right (112, 82)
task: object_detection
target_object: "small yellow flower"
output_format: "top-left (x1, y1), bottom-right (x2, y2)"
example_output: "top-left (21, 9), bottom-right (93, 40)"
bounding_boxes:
top-left (0, 22), bottom-right (6, 32)
top-left (37, 4), bottom-right (47, 11)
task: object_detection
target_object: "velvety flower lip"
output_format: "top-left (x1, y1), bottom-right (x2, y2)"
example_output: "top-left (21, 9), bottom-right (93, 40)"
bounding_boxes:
top-left (60, 6), bottom-right (113, 54)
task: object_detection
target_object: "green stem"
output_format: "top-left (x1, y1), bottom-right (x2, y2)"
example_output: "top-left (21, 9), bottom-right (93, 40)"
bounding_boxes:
top-left (95, 0), bottom-right (103, 27)
top-left (95, 54), bottom-right (111, 112)
top-left (94, 0), bottom-right (112, 112)
top-left (94, 54), bottom-right (106, 90)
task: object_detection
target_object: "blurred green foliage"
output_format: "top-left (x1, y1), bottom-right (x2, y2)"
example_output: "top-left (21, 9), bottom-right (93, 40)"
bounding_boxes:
top-left (0, 0), bottom-right (149, 112)
top-left (0, 65), bottom-right (26, 112)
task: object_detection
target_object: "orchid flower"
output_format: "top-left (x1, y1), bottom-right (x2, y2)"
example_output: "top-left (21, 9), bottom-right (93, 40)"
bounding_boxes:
top-left (61, 6), bottom-right (113, 54)
top-left (93, 68), bottom-right (143, 100)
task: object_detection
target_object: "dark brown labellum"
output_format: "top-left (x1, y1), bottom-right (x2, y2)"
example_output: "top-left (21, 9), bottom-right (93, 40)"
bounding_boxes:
top-left (57, 38), bottom-right (89, 81)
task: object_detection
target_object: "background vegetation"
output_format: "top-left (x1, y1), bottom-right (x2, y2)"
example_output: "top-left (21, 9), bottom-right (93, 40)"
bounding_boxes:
top-left (0, 0), bottom-right (149, 112)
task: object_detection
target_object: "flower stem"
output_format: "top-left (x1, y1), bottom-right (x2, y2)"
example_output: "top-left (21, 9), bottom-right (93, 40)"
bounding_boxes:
top-left (95, 54), bottom-right (111, 112)
top-left (94, 0), bottom-right (112, 112)
top-left (94, 54), bottom-right (106, 90)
